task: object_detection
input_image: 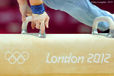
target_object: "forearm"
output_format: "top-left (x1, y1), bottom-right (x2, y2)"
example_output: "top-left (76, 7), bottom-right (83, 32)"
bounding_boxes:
top-left (17, 0), bottom-right (28, 7)
top-left (29, 0), bottom-right (43, 5)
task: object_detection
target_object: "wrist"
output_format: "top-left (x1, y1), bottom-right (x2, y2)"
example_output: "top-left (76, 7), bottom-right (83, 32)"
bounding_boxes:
top-left (31, 4), bottom-right (45, 15)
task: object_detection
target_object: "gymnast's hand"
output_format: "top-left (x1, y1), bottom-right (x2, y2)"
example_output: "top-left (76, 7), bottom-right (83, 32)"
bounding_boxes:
top-left (31, 12), bottom-right (50, 34)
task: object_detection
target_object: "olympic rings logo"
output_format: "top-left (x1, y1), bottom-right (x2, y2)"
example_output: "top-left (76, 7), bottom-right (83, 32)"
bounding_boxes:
top-left (4, 51), bottom-right (30, 64)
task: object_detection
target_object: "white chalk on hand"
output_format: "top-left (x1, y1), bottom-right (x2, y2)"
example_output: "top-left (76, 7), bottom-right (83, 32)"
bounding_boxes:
top-left (21, 16), bottom-right (46, 38)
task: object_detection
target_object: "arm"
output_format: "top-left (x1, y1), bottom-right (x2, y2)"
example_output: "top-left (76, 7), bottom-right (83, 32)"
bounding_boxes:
top-left (17, 0), bottom-right (49, 32)
top-left (17, 0), bottom-right (32, 21)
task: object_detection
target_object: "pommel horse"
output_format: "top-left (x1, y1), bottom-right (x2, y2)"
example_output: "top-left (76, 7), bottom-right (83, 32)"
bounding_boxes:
top-left (21, 16), bottom-right (114, 38)
top-left (92, 16), bottom-right (114, 38)
top-left (0, 16), bottom-right (114, 76)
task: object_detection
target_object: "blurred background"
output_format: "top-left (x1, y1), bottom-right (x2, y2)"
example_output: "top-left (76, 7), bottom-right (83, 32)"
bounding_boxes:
top-left (0, 0), bottom-right (114, 34)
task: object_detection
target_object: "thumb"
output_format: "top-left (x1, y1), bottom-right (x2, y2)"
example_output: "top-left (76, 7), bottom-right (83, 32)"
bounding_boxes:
top-left (45, 17), bottom-right (49, 28)
top-left (22, 15), bottom-right (26, 22)
top-left (31, 21), bottom-right (36, 29)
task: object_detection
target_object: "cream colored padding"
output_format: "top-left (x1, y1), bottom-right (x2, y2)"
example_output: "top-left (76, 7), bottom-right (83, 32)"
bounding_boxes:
top-left (0, 34), bottom-right (114, 76)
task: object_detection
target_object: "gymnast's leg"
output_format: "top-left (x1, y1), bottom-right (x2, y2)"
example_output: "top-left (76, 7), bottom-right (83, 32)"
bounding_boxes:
top-left (43, 0), bottom-right (114, 31)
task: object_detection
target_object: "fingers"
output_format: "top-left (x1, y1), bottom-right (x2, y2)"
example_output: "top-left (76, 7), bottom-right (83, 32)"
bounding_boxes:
top-left (33, 19), bottom-right (49, 30)
top-left (31, 21), bottom-right (36, 29)
top-left (34, 20), bottom-right (45, 34)
top-left (35, 21), bottom-right (40, 29)
top-left (40, 21), bottom-right (45, 34)
top-left (31, 12), bottom-right (50, 31)
top-left (45, 17), bottom-right (49, 28)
